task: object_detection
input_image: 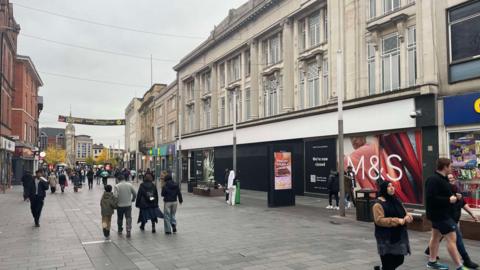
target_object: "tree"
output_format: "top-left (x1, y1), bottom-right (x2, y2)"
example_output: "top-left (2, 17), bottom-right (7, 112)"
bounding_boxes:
top-left (44, 147), bottom-right (66, 165)
top-left (95, 148), bottom-right (108, 165)
top-left (85, 156), bottom-right (95, 166)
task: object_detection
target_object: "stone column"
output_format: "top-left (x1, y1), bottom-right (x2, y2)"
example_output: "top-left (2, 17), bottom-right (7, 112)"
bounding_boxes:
top-left (282, 18), bottom-right (294, 112)
top-left (249, 39), bottom-right (259, 120)
top-left (210, 64), bottom-right (218, 128)
top-left (193, 73), bottom-right (201, 132)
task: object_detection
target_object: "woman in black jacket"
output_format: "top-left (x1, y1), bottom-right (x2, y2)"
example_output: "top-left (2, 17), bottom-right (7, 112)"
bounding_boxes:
top-left (135, 174), bottom-right (160, 233)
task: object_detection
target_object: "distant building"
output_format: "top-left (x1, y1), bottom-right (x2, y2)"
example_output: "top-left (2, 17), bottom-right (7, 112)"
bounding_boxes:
top-left (65, 122), bottom-right (75, 167)
top-left (39, 127), bottom-right (65, 151)
top-left (75, 135), bottom-right (93, 163)
top-left (92, 143), bottom-right (104, 159)
top-left (125, 98), bottom-right (142, 170)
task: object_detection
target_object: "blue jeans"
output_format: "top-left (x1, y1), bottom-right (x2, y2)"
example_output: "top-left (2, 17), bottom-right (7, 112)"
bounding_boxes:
top-left (164, 202), bottom-right (177, 233)
top-left (456, 225), bottom-right (468, 260)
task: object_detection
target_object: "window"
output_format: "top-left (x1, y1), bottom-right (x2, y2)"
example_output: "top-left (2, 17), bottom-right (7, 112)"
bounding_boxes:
top-left (368, 43), bottom-right (376, 95)
top-left (186, 80), bottom-right (195, 101)
top-left (156, 105), bottom-right (163, 122)
top-left (306, 61), bottom-right (320, 108)
top-left (298, 71), bottom-right (305, 109)
top-left (309, 12), bottom-right (321, 47)
top-left (407, 26), bottom-right (417, 86)
top-left (24, 123), bottom-right (27, 141)
top-left (322, 59), bottom-right (329, 102)
top-left (187, 105), bottom-right (195, 132)
top-left (299, 20), bottom-right (306, 51)
top-left (169, 122), bottom-right (175, 140)
top-left (245, 87), bottom-right (251, 120)
top-left (220, 97), bottom-right (225, 126)
top-left (219, 63), bottom-right (225, 87)
top-left (157, 127), bottom-right (163, 145)
top-left (228, 55), bottom-right (241, 82)
top-left (203, 99), bottom-right (211, 129)
top-left (384, 0), bottom-right (400, 14)
top-left (382, 34), bottom-right (400, 92)
top-left (263, 74), bottom-right (281, 117)
top-left (263, 33), bottom-right (282, 66)
top-left (245, 51), bottom-right (251, 77)
top-left (448, 1), bottom-right (480, 82)
top-left (324, 9), bottom-right (328, 42)
top-left (169, 96), bottom-right (176, 111)
top-left (236, 90), bottom-right (242, 122)
top-left (370, 0), bottom-right (376, 18)
top-left (228, 91), bottom-right (234, 124)
top-left (201, 71), bottom-right (211, 94)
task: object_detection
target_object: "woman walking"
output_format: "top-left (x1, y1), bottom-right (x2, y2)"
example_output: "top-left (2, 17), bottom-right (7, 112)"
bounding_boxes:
top-left (135, 174), bottom-right (161, 233)
top-left (373, 181), bottom-right (413, 270)
top-left (48, 172), bottom-right (57, 193)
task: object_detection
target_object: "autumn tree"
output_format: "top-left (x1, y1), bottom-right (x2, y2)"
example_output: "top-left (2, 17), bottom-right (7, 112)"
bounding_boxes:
top-left (85, 156), bottom-right (95, 166)
top-left (44, 147), bottom-right (66, 165)
top-left (95, 148), bottom-right (108, 165)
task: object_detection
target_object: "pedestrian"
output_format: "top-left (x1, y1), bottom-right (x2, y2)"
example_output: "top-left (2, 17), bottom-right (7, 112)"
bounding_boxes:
top-left (224, 168), bottom-right (230, 202)
top-left (424, 173), bottom-right (479, 269)
top-left (426, 158), bottom-right (468, 270)
top-left (100, 184), bottom-right (117, 239)
top-left (373, 181), bottom-right (412, 270)
top-left (227, 170), bottom-right (236, 206)
top-left (87, 169), bottom-right (94, 190)
top-left (28, 169), bottom-right (49, 227)
top-left (95, 168), bottom-right (101, 185)
top-left (48, 172), bottom-right (57, 194)
top-left (135, 174), bottom-right (161, 233)
top-left (161, 174), bottom-right (183, 234)
top-left (72, 172), bottom-right (82, 192)
top-left (130, 169), bottom-right (136, 182)
top-left (101, 169), bottom-right (109, 186)
top-left (21, 170), bottom-right (34, 201)
top-left (326, 169), bottom-right (340, 210)
top-left (114, 174), bottom-right (137, 237)
top-left (345, 166), bottom-right (356, 208)
top-left (145, 168), bottom-right (154, 180)
top-left (58, 172), bottom-right (67, 193)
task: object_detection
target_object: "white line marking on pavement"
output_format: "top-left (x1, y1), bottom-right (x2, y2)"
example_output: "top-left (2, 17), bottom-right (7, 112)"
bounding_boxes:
top-left (82, 240), bottom-right (112, 245)
top-left (64, 208), bottom-right (81, 211)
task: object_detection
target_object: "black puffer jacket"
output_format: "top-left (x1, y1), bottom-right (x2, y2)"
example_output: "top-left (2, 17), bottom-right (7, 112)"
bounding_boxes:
top-left (135, 181), bottom-right (159, 209)
top-left (327, 171), bottom-right (340, 192)
top-left (161, 179), bottom-right (183, 203)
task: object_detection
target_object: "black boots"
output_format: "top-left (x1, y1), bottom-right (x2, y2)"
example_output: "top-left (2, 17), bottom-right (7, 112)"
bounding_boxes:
top-left (152, 223), bottom-right (156, 234)
top-left (103, 228), bottom-right (110, 238)
top-left (172, 224), bottom-right (177, 233)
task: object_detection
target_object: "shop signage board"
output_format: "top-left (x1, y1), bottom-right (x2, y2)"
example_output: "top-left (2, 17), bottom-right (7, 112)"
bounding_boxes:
top-left (268, 145), bottom-right (295, 207)
top-left (0, 137), bottom-right (15, 152)
top-left (343, 130), bottom-right (423, 204)
top-left (274, 152), bottom-right (292, 190)
top-left (58, 115), bottom-right (125, 126)
top-left (305, 139), bottom-right (336, 194)
top-left (444, 92), bottom-right (480, 126)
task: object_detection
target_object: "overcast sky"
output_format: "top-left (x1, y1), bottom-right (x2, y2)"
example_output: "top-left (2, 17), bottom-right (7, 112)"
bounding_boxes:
top-left (12, 0), bottom-right (246, 148)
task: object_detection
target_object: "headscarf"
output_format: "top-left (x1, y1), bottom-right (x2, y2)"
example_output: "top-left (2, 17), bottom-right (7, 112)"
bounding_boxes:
top-left (378, 181), bottom-right (407, 243)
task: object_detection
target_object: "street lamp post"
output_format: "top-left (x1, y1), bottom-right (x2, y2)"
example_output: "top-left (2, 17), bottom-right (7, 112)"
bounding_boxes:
top-left (232, 89), bottom-right (237, 173)
top-left (337, 50), bottom-right (345, 217)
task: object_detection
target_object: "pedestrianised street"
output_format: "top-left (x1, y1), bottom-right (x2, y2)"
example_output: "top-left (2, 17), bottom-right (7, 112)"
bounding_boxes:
top-left (0, 179), bottom-right (479, 270)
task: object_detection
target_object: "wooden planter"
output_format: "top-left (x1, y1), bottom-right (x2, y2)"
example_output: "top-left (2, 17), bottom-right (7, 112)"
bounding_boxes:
top-left (460, 219), bottom-right (480, 241)
top-left (192, 187), bottom-right (225, 197)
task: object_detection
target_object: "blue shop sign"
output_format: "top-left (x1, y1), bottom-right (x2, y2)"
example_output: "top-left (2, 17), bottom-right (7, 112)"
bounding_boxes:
top-left (444, 92), bottom-right (480, 126)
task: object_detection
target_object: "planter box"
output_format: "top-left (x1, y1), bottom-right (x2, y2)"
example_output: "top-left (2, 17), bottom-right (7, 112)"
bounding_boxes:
top-left (407, 211), bottom-right (432, 232)
top-left (460, 219), bottom-right (480, 241)
top-left (192, 187), bottom-right (225, 197)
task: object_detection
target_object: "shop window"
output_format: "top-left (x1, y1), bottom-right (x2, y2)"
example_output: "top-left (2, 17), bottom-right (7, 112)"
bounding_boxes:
top-left (448, 1), bottom-right (480, 82)
top-left (449, 131), bottom-right (480, 208)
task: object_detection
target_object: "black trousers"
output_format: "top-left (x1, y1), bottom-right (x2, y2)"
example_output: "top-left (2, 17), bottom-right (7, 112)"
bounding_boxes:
top-left (380, 254), bottom-right (404, 270)
top-left (30, 196), bottom-right (44, 224)
top-left (88, 179), bottom-right (93, 189)
top-left (102, 177), bottom-right (108, 186)
top-left (328, 191), bottom-right (339, 206)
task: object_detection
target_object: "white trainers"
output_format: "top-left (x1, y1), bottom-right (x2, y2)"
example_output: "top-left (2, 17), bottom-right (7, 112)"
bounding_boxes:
top-left (326, 205), bottom-right (333, 209)
top-left (334, 206), bottom-right (340, 210)
top-left (347, 202), bottom-right (351, 209)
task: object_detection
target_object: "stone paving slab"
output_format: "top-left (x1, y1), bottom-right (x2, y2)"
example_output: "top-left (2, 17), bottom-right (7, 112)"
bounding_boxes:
top-left (0, 178), bottom-right (479, 270)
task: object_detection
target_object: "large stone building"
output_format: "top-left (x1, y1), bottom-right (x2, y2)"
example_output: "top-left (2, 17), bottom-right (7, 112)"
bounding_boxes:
top-left (125, 98), bottom-right (141, 170)
top-left (0, 0), bottom-right (19, 189)
top-left (11, 55), bottom-right (43, 182)
top-left (74, 135), bottom-right (93, 164)
top-left (174, 0), bottom-right (480, 207)
top-left (152, 81), bottom-right (178, 174)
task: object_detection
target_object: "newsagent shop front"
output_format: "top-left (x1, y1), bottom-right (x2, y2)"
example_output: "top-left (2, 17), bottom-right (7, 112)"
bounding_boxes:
top-left (443, 92), bottom-right (480, 208)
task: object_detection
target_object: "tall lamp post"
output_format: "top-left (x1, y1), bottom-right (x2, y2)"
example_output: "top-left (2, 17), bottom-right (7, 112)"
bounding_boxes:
top-left (232, 88), bottom-right (237, 174)
top-left (337, 50), bottom-right (345, 217)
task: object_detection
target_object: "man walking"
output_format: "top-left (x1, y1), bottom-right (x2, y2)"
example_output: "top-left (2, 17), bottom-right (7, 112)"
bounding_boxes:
top-left (161, 174), bottom-right (183, 234)
top-left (114, 174), bottom-right (136, 237)
top-left (426, 158), bottom-right (468, 270)
top-left (87, 169), bottom-right (94, 190)
top-left (21, 170), bottom-right (33, 201)
top-left (28, 169), bottom-right (49, 227)
top-left (326, 169), bottom-right (340, 210)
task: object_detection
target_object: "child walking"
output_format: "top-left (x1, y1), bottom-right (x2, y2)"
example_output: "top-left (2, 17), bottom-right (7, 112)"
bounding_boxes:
top-left (100, 185), bottom-right (118, 239)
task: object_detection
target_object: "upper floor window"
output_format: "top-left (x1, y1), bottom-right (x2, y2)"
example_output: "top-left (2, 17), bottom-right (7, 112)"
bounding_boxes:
top-left (168, 96), bottom-right (176, 111)
top-left (228, 55), bottom-right (241, 83)
top-left (369, 0), bottom-right (376, 18)
top-left (203, 99), bottom-right (211, 130)
top-left (187, 105), bottom-right (195, 132)
top-left (407, 26), bottom-right (417, 86)
top-left (263, 33), bottom-right (282, 66)
top-left (299, 9), bottom-right (327, 51)
top-left (322, 59), bottom-right (329, 103)
top-left (156, 127), bottom-right (163, 145)
top-left (156, 105), bottom-right (163, 122)
top-left (367, 43), bottom-right (376, 95)
top-left (219, 63), bottom-right (226, 87)
top-left (245, 50), bottom-right (251, 77)
top-left (169, 122), bottom-right (175, 140)
top-left (382, 33), bottom-right (400, 92)
top-left (384, 0), bottom-right (400, 14)
top-left (448, 1), bottom-right (480, 82)
top-left (263, 74), bottom-right (282, 117)
top-left (186, 80), bottom-right (195, 101)
top-left (201, 71), bottom-right (211, 94)
top-left (245, 87), bottom-right (251, 120)
top-left (220, 97), bottom-right (225, 126)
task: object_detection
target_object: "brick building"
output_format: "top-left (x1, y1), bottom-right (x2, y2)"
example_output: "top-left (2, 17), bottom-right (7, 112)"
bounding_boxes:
top-left (0, 0), bottom-right (19, 189)
top-left (11, 55), bottom-right (43, 183)
top-left (39, 127), bottom-right (65, 151)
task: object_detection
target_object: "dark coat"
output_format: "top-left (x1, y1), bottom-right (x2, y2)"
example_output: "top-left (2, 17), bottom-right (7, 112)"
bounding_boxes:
top-left (58, 174), bottom-right (67, 185)
top-left (100, 192), bottom-right (118, 216)
top-left (327, 171), bottom-right (340, 193)
top-left (87, 171), bottom-right (94, 180)
top-left (161, 180), bottom-right (183, 203)
top-left (28, 177), bottom-right (49, 199)
top-left (425, 172), bottom-right (454, 222)
top-left (135, 181), bottom-right (159, 209)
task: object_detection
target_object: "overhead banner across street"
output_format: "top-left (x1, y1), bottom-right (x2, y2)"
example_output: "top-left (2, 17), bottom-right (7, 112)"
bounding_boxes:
top-left (58, 115), bottom-right (125, 126)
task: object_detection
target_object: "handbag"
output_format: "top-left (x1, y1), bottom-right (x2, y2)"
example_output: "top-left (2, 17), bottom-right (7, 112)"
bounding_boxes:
top-left (154, 207), bottom-right (164, 219)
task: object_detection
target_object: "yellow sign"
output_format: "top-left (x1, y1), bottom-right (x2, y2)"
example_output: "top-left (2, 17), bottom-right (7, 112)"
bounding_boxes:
top-left (475, 98), bottom-right (480, 113)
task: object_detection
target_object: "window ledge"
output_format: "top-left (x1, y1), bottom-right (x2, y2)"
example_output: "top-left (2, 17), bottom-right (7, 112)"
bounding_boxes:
top-left (367, 2), bottom-right (415, 26)
top-left (226, 80), bottom-right (241, 91)
top-left (262, 62), bottom-right (283, 76)
top-left (201, 93), bottom-right (212, 101)
top-left (367, 13), bottom-right (409, 33)
top-left (298, 45), bottom-right (326, 62)
top-left (186, 99), bottom-right (195, 106)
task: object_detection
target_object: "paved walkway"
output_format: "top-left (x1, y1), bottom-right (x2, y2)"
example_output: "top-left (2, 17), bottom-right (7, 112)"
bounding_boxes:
top-left (0, 178), bottom-right (479, 270)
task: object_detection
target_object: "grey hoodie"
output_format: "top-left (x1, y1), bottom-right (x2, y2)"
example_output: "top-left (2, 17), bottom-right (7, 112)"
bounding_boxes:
top-left (114, 180), bottom-right (137, 207)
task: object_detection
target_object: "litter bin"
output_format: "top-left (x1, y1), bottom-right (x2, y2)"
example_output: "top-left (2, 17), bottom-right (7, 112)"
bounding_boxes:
top-left (235, 179), bottom-right (240, 204)
top-left (355, 189), bottom-right (377, 222)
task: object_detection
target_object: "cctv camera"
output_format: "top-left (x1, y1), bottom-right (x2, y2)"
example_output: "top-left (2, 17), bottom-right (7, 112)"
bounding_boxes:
top-left (409, 110), bottom-right (422, 118)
